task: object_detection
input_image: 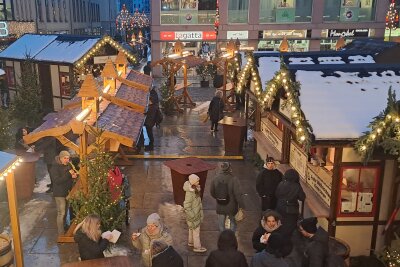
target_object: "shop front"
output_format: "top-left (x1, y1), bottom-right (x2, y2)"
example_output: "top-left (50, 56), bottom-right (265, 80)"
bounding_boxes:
top-left (320, 28), bottom-right (373, 51)
top-left (258, 30), bottom-right (311, 52)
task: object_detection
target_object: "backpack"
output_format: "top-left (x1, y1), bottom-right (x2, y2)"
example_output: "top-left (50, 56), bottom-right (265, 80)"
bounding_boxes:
top-left (155, 108), bottom-right (163, 125)
top-left (214, 180), bottom-right (230, 205)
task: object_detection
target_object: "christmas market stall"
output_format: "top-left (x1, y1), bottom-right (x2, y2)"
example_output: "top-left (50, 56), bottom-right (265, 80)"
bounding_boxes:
top-left (0, 151), bottom-right (24, 266)
top-left (239, 50), bottom-right (400, 256)
top-left (23, 55), bottom-right (152, 242)
top-left (151, 40), bottom-right (206, 112)
top-left (0, 34), bottom-right (137, 113)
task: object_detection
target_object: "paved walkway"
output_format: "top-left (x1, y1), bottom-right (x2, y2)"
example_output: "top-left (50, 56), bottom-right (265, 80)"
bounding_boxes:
top-left (1, 82), bottom-right (263, 267)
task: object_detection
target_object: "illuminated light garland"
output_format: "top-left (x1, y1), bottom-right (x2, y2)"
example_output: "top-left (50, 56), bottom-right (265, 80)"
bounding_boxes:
top-left (386, 0), bottom-right (399, 31)
top-left (0, 157), bottom-right (22, 181)
top-left (236, 51), bottom-right (313, 151)
top-left (214, 0), bottom-right (219, 36)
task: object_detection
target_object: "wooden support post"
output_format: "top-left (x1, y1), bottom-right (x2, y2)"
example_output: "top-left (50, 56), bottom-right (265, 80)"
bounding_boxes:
top-left (329, 147), bottom-right (343, 236)
top-left (79, 129), bottom-right (88, 195)
top-left (5, 172), bottom-right (24, 267)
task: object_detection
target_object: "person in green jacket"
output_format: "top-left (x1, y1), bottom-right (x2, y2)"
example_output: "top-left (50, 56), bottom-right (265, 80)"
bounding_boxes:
top-left (183, 174), bottom-right (207, 253)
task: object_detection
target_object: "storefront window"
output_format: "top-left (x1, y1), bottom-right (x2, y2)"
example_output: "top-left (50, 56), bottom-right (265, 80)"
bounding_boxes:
top-left (323, 0), bottom-right (376, 22)
top-left (259, 0), bottom-right (312, 23)
top-left (339, 166), bottom-right (379, 217)
top-left (228, 0), bottom-right (248, 23)
top-left (161, 0), bottom-right (216, 25)
top-left (258, 39), bottom-right (310, 52)
top-left (60, 72), bottom-right (71, 97)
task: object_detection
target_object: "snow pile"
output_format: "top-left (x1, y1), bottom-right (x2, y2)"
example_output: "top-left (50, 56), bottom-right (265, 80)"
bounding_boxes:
top-left (258, 57), bottom-right (281, 90)
top-left (348, 55), bottom-right (375, 64)
top-left (296, 70), bottom-right (400, 139)
top-left (318, 57), bottom-right (345, 64)
top-left (289, 57), bottom-right (314, 65)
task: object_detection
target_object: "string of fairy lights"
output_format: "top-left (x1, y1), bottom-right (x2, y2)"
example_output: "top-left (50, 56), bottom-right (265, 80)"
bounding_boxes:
top-left (236, 51), bottom-right (313, 151)
top-left (386, 0), bottom-right (399, 31)
top-left (214, 0), bottom-right (219, 36)
top-left (0, 158), bottom-right (22, 181)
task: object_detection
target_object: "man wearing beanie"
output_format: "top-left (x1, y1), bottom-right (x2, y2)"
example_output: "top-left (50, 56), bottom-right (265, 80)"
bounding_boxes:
top-left (210, 162), bottom-right (245, 232)
top-left (256, 156), bottom-right (282, 211)
top-left (50, 150), bottom-right (77, 236)
top-left (183, 174), bottom-right (207, 253)
top-left (131, 213), bottom-right (173, 267)
top-left (298, 217), bottom-right (330, 267)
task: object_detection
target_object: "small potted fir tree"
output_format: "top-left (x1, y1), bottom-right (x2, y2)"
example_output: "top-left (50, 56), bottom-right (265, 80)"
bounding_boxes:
top-left (196, 64), bottom-right (213, 87)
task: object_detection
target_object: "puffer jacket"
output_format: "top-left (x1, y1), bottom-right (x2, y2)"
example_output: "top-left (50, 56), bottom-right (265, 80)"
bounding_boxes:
top-left (183, 181), bottom-right (204, 229)
top-left (131, 224), bottom-right (173, 267)
top-left (275, 172), bottom-right (306, 216)
top-left (210, 172), bottom-right (245, 216)
top-left (74, 229), bottom-right (109, 261)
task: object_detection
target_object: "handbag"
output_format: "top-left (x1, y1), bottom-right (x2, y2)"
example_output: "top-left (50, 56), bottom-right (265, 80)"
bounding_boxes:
top-left (235, 208), bottom-right (245, 222)
top-left (285, 201), bottom-right (299, 214)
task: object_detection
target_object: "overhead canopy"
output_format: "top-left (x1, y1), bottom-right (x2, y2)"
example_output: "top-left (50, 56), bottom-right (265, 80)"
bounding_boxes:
top-left (0, 151), bottom-right (18, 175)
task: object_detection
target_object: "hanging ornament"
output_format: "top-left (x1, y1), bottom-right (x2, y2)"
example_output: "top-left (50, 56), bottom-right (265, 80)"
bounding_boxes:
top-left (214, 0), bottom-right (220, 36)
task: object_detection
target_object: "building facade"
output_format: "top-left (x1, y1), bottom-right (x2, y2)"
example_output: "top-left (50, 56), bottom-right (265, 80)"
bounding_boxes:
top-left (151, 0), bottom-right (389, 76)
top-left (8, 0), bottom-right (118, 36)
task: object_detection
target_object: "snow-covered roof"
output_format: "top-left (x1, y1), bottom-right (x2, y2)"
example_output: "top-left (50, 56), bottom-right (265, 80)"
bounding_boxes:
top-left (0, 34), bottom-right (101, 64)
top-left (296, 69), bottom-right (400, 140)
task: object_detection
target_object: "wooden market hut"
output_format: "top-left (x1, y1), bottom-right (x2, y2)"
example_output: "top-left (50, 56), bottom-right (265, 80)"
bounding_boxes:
top-left (23, 56), bottom-right (152, 242)
top-left (0, 34), bottom-right (137, 113)
top-left (238, 51), bottom-right (400, 256)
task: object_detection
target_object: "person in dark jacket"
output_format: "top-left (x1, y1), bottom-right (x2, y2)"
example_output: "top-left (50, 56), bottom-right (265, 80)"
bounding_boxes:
top-left (0, 75), bottom-right (9, 108)
top-left (208, 90), bottom-right (224, 132)
top-left (137, 96), bottom-right (159, 152)
top-left (275, 169), bottom-right (306, 236)
top-left (50, 150), bottom-right (77, 235)
top-left (74, 214), bottom-right (111, 261)
top-left (151, 240), bottom-right (183, 267)
top-left (14, 127), bottom-right (33, 155)
top-left (252, 209), bottom-right (292, 256)
top-left (210, 162), bottom-right (245, 232)
top-left (205, 229), bottom-right (248, 267)
top-left (143, 62), bottom-right (152, 76)
top-left (149, 86), bottom-right (159, 107)
top-left (256, 157), bottom-right (282, 211)
top-left (251, 232), bottom-right (292, 267)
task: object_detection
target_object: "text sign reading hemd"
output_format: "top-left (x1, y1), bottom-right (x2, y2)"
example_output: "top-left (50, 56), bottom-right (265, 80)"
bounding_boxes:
top-left (160, 31), bottom-right (216, 41)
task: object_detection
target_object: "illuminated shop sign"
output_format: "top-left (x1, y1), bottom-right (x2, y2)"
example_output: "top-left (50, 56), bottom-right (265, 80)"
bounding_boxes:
top-left (0, 21), bottom-right (36, 38)
top-left (160, 31), bottom-right (216, 41)
top-left (259, 30), bottom-right (309, 39)
top-left (326, 29), bottom-right (369, 38)
top-left (227, 31), bottom-right (248, 40)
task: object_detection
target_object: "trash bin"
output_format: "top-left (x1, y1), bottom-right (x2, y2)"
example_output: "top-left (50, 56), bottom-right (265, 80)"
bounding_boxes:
top-left (219, 117), bottom-right (247, 154)
top-left (164, 157), bottom-right (216, 206)
top-left (14, 152), bottom-right (40, 200)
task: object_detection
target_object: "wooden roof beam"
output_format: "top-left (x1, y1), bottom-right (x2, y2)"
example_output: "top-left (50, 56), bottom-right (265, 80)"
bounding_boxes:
top-left (102, 93), bottom-right (146, 113)
top-left (116, 76), bottom-right (149, 91)
top-left (23, 125), bottom-right (72, 144)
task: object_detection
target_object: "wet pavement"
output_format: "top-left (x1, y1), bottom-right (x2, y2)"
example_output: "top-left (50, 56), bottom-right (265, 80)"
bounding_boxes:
top-left (0, 81), bottom-right (263, 267)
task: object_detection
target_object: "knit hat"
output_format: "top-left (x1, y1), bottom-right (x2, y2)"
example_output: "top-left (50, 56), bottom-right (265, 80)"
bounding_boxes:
top-left (151, 240), bottom-right (168, 256)
top-left (146, 213), bottom-right (161, 227)
top-left (59, 150), bottom-right (70, 158)
top-left (188, 174), bottom-right (200, 185)
top-left (266, 156), bottom-right (275, 163)
top-left (300, 217), bottom-right (318, 234)
top-left (220, 162), bottom-right (231, 173)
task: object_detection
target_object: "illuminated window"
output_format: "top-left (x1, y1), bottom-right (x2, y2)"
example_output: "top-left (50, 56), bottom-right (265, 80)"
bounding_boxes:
top-left (60, 72), bottom-right (71, 97)
top-left (5, 66), bottom-right (15, 88)
top-left (323, 0), bottom-right (376, 22)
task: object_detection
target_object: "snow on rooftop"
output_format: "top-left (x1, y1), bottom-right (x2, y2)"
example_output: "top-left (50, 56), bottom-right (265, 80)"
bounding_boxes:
top-left (289, 57), bottom-right (314, 65)
top-left (318, 57), bottom-right (345, 64)
top-left (296, 70), bottom-right (400, 140)
top-left (34, 38), bottom-right (100, 63)
top-left (348, 55), bottom-right (375, 64)
top-left (0, 35), bottom-right (58, 60)
top-left (258, 57), bottom-right (281, 90)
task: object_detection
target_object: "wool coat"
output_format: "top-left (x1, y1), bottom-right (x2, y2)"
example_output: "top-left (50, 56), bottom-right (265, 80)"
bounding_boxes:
top-left (208, 96), bottom-right (224, 122)
top-left (183, 181), bottom-right (204, 229)
top-left (210, 171), bottom-right (245, 216)
top-left (131, 224), bottom-right (173, 267)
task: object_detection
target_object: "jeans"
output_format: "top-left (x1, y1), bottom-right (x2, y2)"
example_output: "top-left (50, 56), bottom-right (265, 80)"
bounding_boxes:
top-left (217, 214), bottom-right (237, 232)
top-left (188, 226), bottom-right (202, 248)
top-left (55, 197), bottom-right (67, 235)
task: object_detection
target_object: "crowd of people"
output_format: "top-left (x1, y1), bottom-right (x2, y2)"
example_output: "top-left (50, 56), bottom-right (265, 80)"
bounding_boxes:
top-left (67, 158), bottom-right (345, 267)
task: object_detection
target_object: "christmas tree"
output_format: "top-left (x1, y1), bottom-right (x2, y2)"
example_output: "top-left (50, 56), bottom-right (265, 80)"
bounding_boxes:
top-left (386, 0), bottom-right (399, 40)
top-left (70, 129), bottom-right (125, 232)
top-left (12, 57), bottom-right (42, 126)
top-left (0, 108), bottom-right (13, 150)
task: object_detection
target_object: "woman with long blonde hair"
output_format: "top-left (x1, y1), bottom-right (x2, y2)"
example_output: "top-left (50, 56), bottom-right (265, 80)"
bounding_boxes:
top-left (74, 214), bottom-right (112, 261)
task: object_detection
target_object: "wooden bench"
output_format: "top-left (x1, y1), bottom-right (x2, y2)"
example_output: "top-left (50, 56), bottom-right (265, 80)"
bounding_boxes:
top-left (174, 82), bottom-right (192, 91)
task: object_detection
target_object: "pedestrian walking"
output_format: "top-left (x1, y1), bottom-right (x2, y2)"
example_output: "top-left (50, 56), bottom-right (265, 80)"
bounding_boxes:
top-left (137, 96), bottom-right (162, 152)
top-left (143, 61), bottom-right (152, 76)
top-left (256, 156), bottom-right (282, 211)
top-left (252, 209), bottom-right (292, 256)
top-left (73, 214), bottom-right (112, 261)
top-left (205, 229), bottom-right (248, 267)
top-left (251, 232), bottom-right (291, 267)
top-left (208, 90), bottom-right (224, 132)
top-left (210, 162), bottom-right (245, 232)
top-left (275, 169), bottom-right (306, 236)
top-left (131, 213), bottom-right (173, 267)
top-left (183, 174), bottom-right (207, 253)
top-left (50, 150), bottom-right (78, 235)
top-left (151, 240), bottom-right (183, 267)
